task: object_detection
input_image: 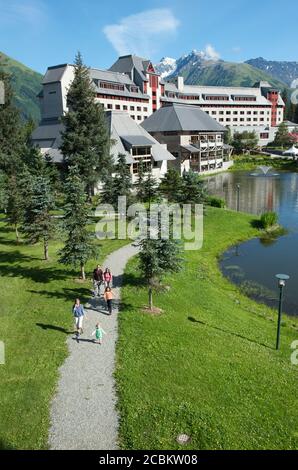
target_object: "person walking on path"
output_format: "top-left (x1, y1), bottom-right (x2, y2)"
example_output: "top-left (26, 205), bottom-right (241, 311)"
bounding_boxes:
top-left (103, 268), bottom-right (113, 288)
top-left (93, 265), bottom-right (104, 297)
top-left (73, 298), bottom-right (85, 338)
top-left (104, 287), bottom-right (114, 315)
top-left (91, 323), bottom-right (106, 345)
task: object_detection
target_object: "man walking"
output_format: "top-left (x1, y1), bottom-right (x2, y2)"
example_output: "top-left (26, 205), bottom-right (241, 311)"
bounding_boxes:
top-left (93, 264), bottom-right (104, 297)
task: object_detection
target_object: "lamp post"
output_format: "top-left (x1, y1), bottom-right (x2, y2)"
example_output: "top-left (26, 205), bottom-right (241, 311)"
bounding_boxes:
top-left (275, 274), bottom-right (290, 350)
top-left (236, 184), bottom-right (240, 212)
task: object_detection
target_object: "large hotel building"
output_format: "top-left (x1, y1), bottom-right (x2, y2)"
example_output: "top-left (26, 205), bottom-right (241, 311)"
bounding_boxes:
top-left (38, 54), bottom-right (284, 146)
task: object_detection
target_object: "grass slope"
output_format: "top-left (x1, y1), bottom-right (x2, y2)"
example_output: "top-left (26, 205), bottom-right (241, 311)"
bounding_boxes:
top-left (116, 207), bottom-right (298, 450)
top-left (0, 52), bottom-right (42, 122)
top-left (0, 217), bottom-right (127, 449)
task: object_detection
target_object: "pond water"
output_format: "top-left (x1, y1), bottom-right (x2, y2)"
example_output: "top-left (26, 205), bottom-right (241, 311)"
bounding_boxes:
top-left (206, 170), bottom-right (298, 315)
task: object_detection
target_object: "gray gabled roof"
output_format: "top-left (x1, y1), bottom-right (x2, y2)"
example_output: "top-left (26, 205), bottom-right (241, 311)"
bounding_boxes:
top-left (142, 103), bottom-right (226, 133)
top-left (106, 111), bottom-right (175, 163)
top-left (109, 55), bottom-right (151, 81)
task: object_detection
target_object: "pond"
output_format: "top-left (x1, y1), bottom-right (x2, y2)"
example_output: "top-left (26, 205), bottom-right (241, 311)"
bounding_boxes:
top-left (206, 170), bottom-right (298, 315)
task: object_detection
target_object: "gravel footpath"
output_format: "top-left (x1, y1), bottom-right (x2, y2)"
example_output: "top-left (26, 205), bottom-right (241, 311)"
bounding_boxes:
top-left (49, 244), bottom-right (139, 450)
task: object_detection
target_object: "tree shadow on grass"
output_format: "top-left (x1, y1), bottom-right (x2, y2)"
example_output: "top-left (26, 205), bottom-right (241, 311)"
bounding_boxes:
top-left (122, 272), bottom-right (146, 288)
top-left (36, 323), bottom-right (73, 334)
top-left (29, 286), bottom-right (91, 302)
top-left (0, 250), bottom-right (40, 264)
top-left (188, 316), bottom-right (274, 350)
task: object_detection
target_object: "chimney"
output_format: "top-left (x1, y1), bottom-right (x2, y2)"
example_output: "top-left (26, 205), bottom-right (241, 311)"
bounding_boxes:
top-left (175, 76), bottom-right (184, 92)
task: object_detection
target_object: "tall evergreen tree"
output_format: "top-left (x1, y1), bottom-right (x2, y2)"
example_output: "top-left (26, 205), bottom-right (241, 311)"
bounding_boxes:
top-left (139, 225), bottom-right (183, 310)
top-left (59, 166), bottom-right (96, 279)
top-left (135, 161), bottom-right (145, 202)
top-left (178, 171), bottom-right (207, 205)
top-left (0, 55), bottom-right (24, 176)
top-left (60, 52), bottom-right (111, 195)
top-left (102, 153), bottom-right (132, 208)
top-left (159, 168), bottom-right (183, 202)
top-left (142, 171), bottom-right (159, 204)
top-left (22, 176), bottom-right (55, 260)
top-left (274, 122), bottom-right (293, 148)
top-left (6, 171), bottom-right (32, 242)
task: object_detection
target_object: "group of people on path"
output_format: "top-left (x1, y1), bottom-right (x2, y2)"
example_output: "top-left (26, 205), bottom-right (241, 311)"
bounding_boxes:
top-left (72, 265), bottom-right (114, 344)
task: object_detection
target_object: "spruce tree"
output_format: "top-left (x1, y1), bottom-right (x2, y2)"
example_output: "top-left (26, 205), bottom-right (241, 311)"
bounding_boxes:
top-left (102, 153), bottom-right (132, 208)
top-left (159, 168), bottom-right (183, 202)
top-left (135, 161), bottom-right (145, 202)
top-left (274, 122), bottom-right (292, 148)
top-left (6, 171), bottom-right (32, 242)
top-left (60, 52), bottom-right (111, 195)
top-left (142, 171), bottom-right (159, 203)
top-left (139, 223), bottom-right (183, 309)
top-left (22, 176), bottom-right (55, 260)
top-left (0, 55), bottom-right (24, 176)
top-left (178, 171), bottom-right (207, 205)
top-left (59, 165), bottom-right (96, 279)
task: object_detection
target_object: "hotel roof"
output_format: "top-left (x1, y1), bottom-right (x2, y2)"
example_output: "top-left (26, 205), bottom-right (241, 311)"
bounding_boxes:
top-left (106, 111), bottom-right (175, 163)
top-left (141, 103), bottom-right (226, 133)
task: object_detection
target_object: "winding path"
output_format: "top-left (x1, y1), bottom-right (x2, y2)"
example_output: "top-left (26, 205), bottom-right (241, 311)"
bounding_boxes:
top-left (49, 244), bottom-right (139, 450)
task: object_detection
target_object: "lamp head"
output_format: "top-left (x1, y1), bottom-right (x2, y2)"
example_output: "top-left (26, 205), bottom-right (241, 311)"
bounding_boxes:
top-left (275, 273), bottom-right (289, 288)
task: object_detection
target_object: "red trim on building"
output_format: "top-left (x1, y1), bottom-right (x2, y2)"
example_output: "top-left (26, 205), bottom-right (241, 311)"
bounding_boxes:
top-left (267, 90), bottom-right (279, 126)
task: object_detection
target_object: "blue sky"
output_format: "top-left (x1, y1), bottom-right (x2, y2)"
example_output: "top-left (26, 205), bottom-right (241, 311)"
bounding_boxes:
top-left (0, 0), bottom-right (297, 73)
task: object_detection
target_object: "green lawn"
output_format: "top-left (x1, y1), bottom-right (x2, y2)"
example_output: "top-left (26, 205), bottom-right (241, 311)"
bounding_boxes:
top-left (116, 207), bottom-right (298, 450)
top-left (0, 217), bottom-right (127, 450)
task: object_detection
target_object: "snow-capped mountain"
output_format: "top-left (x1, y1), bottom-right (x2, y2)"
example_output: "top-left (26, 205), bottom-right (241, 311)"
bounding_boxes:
top-left (245, 57), bottom-right (298, 88)
top-left (155, 49), bottom-right (220, 79)
top-left (156, 57), bottom-right (177, 78)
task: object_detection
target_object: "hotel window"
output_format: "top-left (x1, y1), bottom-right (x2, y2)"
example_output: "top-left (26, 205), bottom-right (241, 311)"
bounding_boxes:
top-left (240, 111), bottom-right (245, 115)
top-left (253, 118), bottom-right (258, 121)
top-left (137, 116), bottom-right (142, 121)
top-left (260, 118), bottom-right (264, 122)
top-left (130, 106), bottom-right (135, 111)
top-left (260, 111), bottom-right (264, 115)
top-left (107, 104), bottom-right (113, 109)
top-left (123, 105), bottom-right (128, 110)
top-left (152, 91), bottom-right (156, 97)
top-left (212, 111), bottom-right (216, 115)
top-left (233, 118), bottom-right (237, 122)
top-left (100, 82), bottom-right (125, 91)
top-left (131, 115), bottom-right (135, 120)
top-left (233, 111), bottom-right (238, 115)
top-left (205, 95), bottom-right (229, 101)
top-left (247, 118), bottom-right (251, 121)
top-left (132, 146), bottom-right (151, 156)
top-left (219, 118), bottom-right (224, 122)
top-left (260, 132), bottom-right (269, 139)
top-left (226, 111), bottom-right (231, 115)
top-left (115, 105), bottom-right (120, 110)
top-left (143, 107), bottom-right (148, 112)
top-left (240, 118), bottom-right (244, 122)
top-left (219, 111), bottom-right (224, 115)
top-left (247, 111), bottom-right (251, 115)
top-left (226, 118), bottom-right (231, 122)
top-left (130, 86), bottom-right (138, 93)
top-left (253, 111), bottom-right (258, 115)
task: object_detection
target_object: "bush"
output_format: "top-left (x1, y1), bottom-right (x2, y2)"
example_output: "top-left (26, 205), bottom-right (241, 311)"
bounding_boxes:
top-left (260, 211), bottom-right (278, 230)
top-left (207, 196), bottom-right (226, 208)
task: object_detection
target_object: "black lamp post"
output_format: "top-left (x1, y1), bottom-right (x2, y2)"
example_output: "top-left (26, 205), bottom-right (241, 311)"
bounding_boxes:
top-left (236, 184), bottom-right (240, 212)
top-left (275, 273), bottom-right (290, 350)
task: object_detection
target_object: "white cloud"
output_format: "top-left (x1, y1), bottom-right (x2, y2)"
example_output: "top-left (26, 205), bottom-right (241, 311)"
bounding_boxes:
top-left (232, 46), bottom-right (241, 54)
top-left (204, 44), bottom-right (221, 61)
top-left (103, 9), bottom-right (180, 58)
top-left (0, 0), bottom-right (46, 26)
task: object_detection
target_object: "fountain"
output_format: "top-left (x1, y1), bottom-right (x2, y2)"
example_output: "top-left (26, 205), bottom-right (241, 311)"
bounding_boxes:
top-left (250, 165), bottom-right (279, 177)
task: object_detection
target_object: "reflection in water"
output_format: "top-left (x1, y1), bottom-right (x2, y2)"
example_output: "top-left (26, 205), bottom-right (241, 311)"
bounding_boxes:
top-left (206, 171), bottom-right (298, 315)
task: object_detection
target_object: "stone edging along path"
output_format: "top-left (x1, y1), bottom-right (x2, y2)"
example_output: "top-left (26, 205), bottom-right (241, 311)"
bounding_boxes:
top-left (49, 244), bottom-right (139, 450)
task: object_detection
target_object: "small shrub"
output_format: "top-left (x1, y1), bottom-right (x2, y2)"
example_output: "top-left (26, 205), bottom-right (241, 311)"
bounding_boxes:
top-left (260, 211), bottom-right (278, 230)
top-left (207, 196), bottom-right (226, 208)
